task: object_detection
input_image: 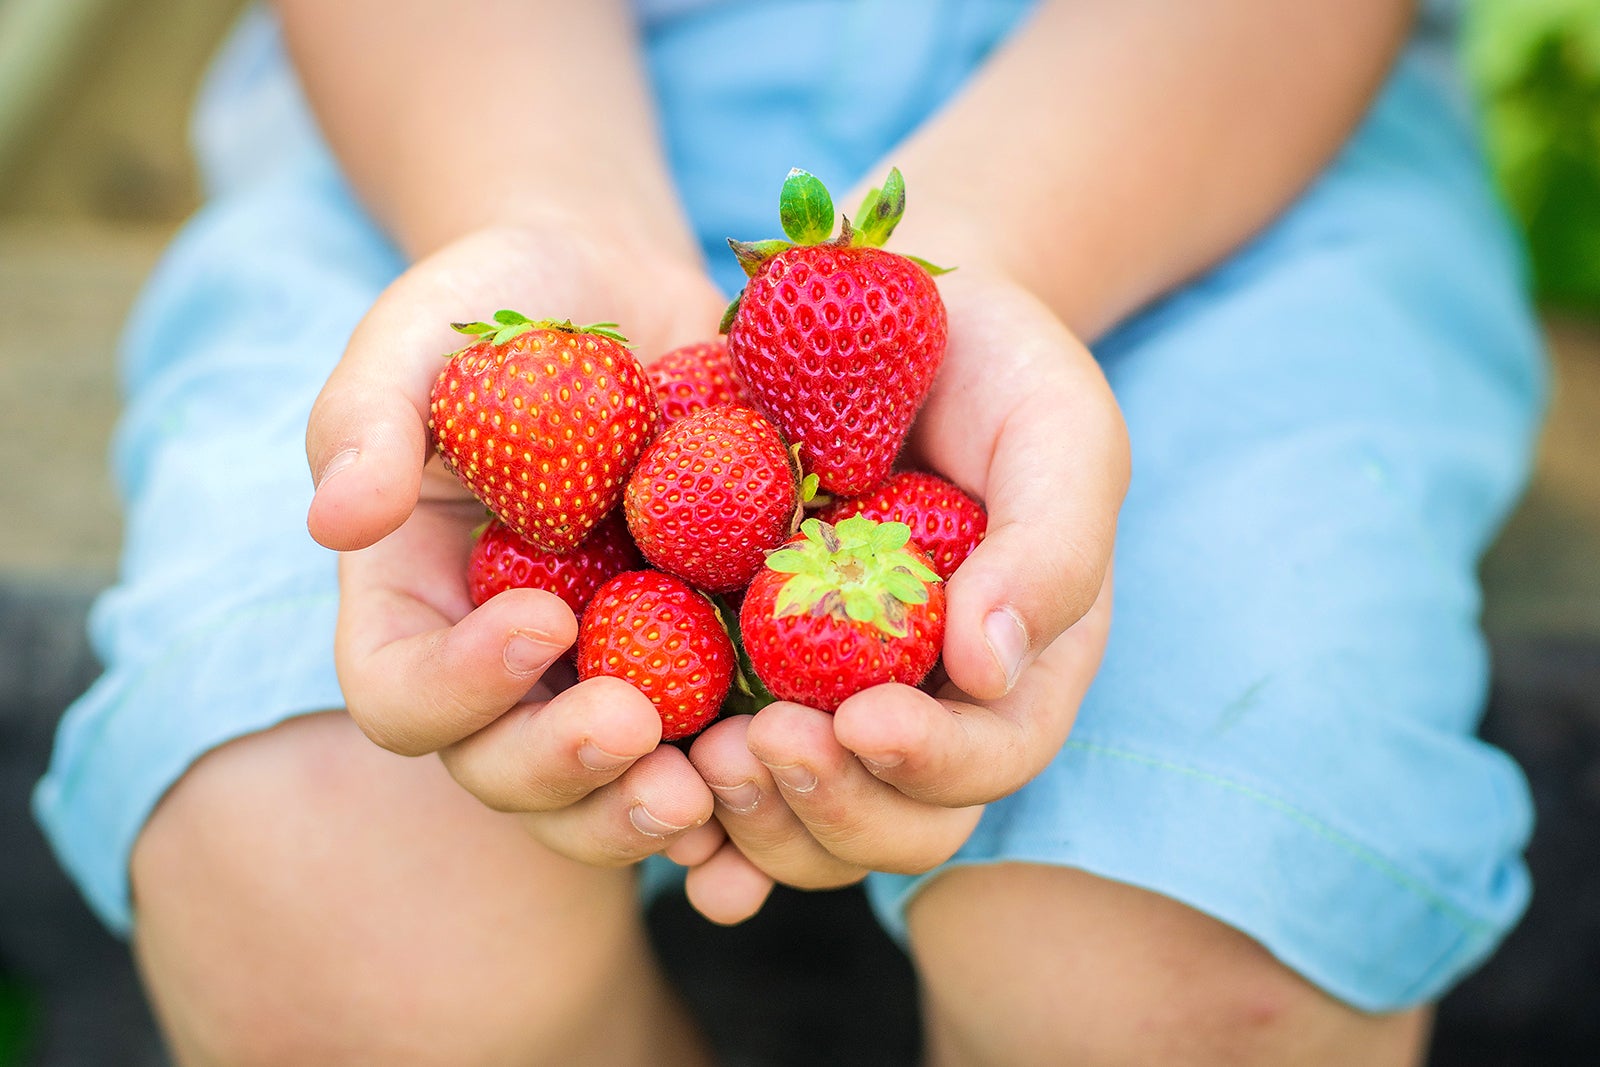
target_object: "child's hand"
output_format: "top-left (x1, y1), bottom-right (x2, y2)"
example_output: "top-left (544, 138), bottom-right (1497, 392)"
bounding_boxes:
top-left (306, 222), bottom-right (732, 868)
top-left (684, 271), bottom-right (1128, 920)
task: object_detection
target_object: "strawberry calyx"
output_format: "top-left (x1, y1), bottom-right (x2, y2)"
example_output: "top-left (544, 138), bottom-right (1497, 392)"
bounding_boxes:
top-left (761, 515), bottom-right (941, 639)
top-left (725, 167), bottom-right (954, 277)
top-left (720, 168), bottom-right (951, 329)
top-left (450, 309), bottom-right (632, 348)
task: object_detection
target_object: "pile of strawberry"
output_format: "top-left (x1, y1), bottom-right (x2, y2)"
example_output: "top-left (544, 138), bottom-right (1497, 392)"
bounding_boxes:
top-left (429, 168), bottom-right (987, 741)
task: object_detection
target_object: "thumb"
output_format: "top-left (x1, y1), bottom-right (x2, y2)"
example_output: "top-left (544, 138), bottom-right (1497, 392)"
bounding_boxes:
top-left (305, 229), bottom-right (548, 551)
top-left (917, 281), bottom-right (1129, 702)
top-left (305, 282), bottom-right (462, 551)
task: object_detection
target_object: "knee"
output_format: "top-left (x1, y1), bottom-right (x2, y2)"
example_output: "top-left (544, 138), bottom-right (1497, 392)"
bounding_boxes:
top-left (129, 712), bottom-right (646, 1067)
top-left (906, 864), bottom-right (1428, 1067)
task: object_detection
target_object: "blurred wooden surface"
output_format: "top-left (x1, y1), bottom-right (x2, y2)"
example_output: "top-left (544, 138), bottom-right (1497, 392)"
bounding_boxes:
top-left (0, 222), bottom-right (164, 580)
top-left (0, 0), bottom-right (246, 222)
top-left (1482, 318), bottom-right (1600, 640)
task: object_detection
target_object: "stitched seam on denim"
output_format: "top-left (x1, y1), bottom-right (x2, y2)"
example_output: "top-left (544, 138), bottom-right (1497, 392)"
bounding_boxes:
top-left (1062, 737), bottom-right (1498, 935)
top-left (55, 591), bottom-right (339, 801)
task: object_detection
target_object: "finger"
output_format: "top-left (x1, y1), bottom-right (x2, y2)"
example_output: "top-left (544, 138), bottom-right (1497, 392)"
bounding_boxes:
top-left (911, 275), bottom-right (1129, 701)
top-left (663, 819), bottom-right (728, 868)
top-left (744, 702), bottom-right (982, 875)
top-left (522, 744), bottom-right (715, 868)
top-left (684, 840), bottom-right (777, 926)
top-left (437, 676), bottom-right (663, 811)
top-left (336, 504), bottom-right (579, 755)
top-left (833, 567), bottom-right (1113, 808)
top-left (687, 715), bottom-right (865, 889)
top-left (306, 250), bottom-right (489, 552)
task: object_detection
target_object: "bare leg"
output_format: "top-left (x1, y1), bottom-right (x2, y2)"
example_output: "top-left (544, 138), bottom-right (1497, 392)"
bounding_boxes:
top-left (909, 863), bottom-right (1430, 1067)
top-left (131, 712), bottom-right (711, 1067)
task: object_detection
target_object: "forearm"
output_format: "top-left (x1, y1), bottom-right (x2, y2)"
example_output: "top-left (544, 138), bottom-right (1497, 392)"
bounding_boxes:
top-left (272, 0), bottom-right (699, 265)
top-left (878, 0), bottom-right (1415, 340)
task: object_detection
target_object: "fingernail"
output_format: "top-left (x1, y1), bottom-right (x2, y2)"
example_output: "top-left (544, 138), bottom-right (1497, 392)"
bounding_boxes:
top-left (630, 803), bottom-right (690, 838)
top-left (859, 753), bottom-right (904, 775)
top-left (315, 448), bottom-right (360, 490)
top-left (578, 740), bottom-right (633, 772)
top-left (984, 607), bottom-right (1029, 692)
top-left (503, 629), bottom-right (562, 676)
top-left (762, 762), bottom-right (818, 794)
top-left (709, 779), bottom-right (761, 814)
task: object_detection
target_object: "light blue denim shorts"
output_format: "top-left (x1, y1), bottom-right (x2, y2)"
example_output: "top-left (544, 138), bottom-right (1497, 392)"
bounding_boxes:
top-left (35, 0), bottom-right (1543, 1012)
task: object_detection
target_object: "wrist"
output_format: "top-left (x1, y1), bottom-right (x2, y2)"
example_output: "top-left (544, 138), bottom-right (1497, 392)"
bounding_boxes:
top-left (436, 218), bottom-right (724, 356)
top-left (846, 169), bottom-right (1112, 341)
top-left (400, 189), bottom-right (702, 273)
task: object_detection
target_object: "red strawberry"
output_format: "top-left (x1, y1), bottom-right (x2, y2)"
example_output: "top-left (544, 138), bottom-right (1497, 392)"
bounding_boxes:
top-left (624, 405), bottom-right (801, 594)
top-left (428, 313), bottom-right (659, 553)
top-left (724, 168), bottom-right (948, 496)
top-left (647, 337), bottom-right (754, 426)
top-left (467, 511), bottom-right (642, 618)
top-left (577, 570), bottom-right (736, 741)
top-left (817, 471), bottom-right (987, 581)
top-left (739, 515), bottom-right (945, 713)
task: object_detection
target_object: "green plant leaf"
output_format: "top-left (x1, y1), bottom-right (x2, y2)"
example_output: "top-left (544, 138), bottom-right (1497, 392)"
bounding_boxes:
top-left (719, 293), bottom-right (742, 335)
top-left (1465, 0), bottom-right (1600, 312)
top-left (765, 548), bottom-right (810, 574)
top-left (729, 238), bottom-right (793, 278)
top-left (779, 168), bottom-right (836, 244)
top-left (856, 166), bottom-right (906, 247)
top-left (870, 520), bottom-right (912, 553)
top-left (493, 323), bottom-right (532, 344)
top-left (842, 587), bottom-right (878, 623)
top-left (832, 514), bottom-right (878, 552)
top-left (855, 185), bottom-right (882, 226)
top-left (775, 574), bottom-right (828, 617)
top-left (905, 255), bottom-right (955, 277)
top-left (882, 568), bottom-right (929, 604)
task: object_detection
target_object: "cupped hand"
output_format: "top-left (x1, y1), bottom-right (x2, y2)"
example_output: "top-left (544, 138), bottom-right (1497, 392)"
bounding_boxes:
top-left (684, 269), bottom-right (1128, 922)
top-left (307, 221), bottom-right (733, 867)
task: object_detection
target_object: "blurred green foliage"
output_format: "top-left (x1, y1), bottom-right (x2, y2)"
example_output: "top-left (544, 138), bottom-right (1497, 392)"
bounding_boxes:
top-left (0, 977), bottom-right (32, 1067)
top-left (1466, 0), bottom-right (1600, 314)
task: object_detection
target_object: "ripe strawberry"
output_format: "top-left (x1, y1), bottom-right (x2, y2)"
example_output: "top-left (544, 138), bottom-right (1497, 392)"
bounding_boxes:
top-left (467, 511), bottom-right (642, 618)
top-left (647, 337), bottom-right (754, 426)
top-left (624, 405), bottom-right (802, 594)
top-left (817, 471), bottom-right (987, 581)
top-left (739, 515), bottom-right (945, 713)
top-left (429, 312), bottom-right (659, 553)
top-left (724, 167), bottom-right (948, 496)
top-left (577, 570), bottom-right (736, 741)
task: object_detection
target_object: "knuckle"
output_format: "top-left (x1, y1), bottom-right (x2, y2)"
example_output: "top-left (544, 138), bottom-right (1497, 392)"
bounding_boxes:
top-left (871, 851), bottom-right (950, 877)
top-left (440, 753), bottom-right (584, 818)
top-left (1038, 531), bottom-right (1107, 631)
top-left (776, 861), bottom-right (867, 892)
top-left (345, 703), bottom-right (432, 758)
top-left (809, 818), bottom-right (894, 868)
top-left (588, 834), bottom-right (656, 868)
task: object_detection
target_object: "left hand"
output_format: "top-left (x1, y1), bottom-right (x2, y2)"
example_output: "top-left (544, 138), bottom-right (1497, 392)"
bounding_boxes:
top-left (682, 269), bottom-right (1128, 922)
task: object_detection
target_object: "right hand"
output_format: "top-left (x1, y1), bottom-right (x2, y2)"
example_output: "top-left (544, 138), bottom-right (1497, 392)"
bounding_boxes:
top-left (305, 220), bottom-right (734, 869)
